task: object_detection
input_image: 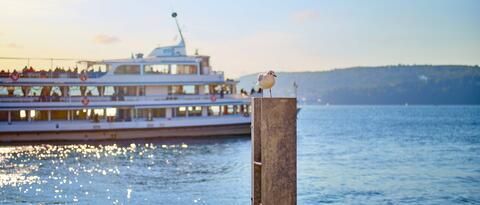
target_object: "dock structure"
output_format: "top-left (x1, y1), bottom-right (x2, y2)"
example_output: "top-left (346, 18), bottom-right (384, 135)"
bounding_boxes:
top-left (252, 97), bottom-right (297, 205)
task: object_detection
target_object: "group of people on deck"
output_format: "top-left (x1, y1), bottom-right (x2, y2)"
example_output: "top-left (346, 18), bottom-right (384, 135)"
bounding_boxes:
top-left (0, 66), bottom-right (106, 78)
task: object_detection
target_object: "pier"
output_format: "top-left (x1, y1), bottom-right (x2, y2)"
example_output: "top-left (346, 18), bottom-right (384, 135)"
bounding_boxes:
top-left (252, 98), bottom-right (297, 205)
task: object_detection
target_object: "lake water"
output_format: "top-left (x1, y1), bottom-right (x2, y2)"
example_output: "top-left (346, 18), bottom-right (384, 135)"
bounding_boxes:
top-left (1, 106), bottom-right (479, 204)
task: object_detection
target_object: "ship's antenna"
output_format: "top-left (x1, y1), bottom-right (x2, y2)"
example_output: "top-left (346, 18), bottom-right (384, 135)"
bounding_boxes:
top-left (171, 12), bottom-right (185, 46)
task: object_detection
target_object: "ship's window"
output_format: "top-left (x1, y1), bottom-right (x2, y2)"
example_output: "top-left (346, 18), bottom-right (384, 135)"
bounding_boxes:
top-left (183, 85), bottom-right (195, 95)
top-left (72, 110), bottom-right (84, 120)
top-left (169, 86), bottom-right (183, 95)
top-left (144, 64), bottom-right (169, 74)
top-left (114, 65), bottom-right (140, 74)
top-left (0, 86), bottom-right (7, 96)
top-left (208, 84), bottom-right (219, 94)
top-left (176, 107), bottom-right (187, 117)
top-left (124, 86), bottom-right (137, 96)
top-left (188, 106), bottom-right (202, 117)
top-left (20, 110), bottom-right (35, 120)
top-left (151, 108), bottom-right (165, 118)
top-left (19, 110), bottom-right (27, 120)
top-left (72, 109), bottom-right (94, 120)
top-left (104, 86), bottom-right (115, 96)
top-left (106, 108), bottom-right (117, 117)
top-left (50, 86), bottom-right (61, 96)
top-left (87, 64), bottom-right (109, 72)
top-left (171, 64), bottom-right (197, 75)
top-left (93, 109), bottom-right (105, 117)
top-left (203, 85), bottom-right (209, 94)
top-left (84, 86), bottom-right (99, 96)
top-left (69, 86), bottom-right (81, 96)
top-left (29, 110), bottom-right (36, 119)
top-left (51, 110), bottom-right (68, 120)
top-left (226, 105), bottom-right (236, 115)
top-left (13, 87), bottom-right (23, 96)
top-left (136, 109), bottom-right (148, 119)
top-left (0, 111), bottom-right (9, 121)
top-left (9, 110), bottom-right (25, 121)
top-left (208, 106), bottom-right (221, 116)
top-left (28, 86), bottom-right (42, 96)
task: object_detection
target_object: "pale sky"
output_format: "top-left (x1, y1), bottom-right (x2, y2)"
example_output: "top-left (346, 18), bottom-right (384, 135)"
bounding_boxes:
top-left (0, 0), bottom-right (479, 77)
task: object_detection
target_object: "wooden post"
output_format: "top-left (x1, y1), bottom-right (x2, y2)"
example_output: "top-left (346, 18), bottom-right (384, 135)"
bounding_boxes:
top-left (252, 97), bottom-right (297, 205)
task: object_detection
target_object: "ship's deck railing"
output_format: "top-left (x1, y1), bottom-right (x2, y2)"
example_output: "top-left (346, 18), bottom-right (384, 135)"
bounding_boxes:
top-left (0, 115), bottom-right (251, 132)
top-left (0, 70), bottom-right (224, 79)
top-left (0, 70), bottom-right (107, 79)
top-left (0, 94), bottom-right (250, 103)
top-left (0, 114), bottom-right (249, 124)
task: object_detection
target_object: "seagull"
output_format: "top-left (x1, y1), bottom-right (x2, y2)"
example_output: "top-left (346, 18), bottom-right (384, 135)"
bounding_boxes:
top-left (257, 70), bottom-right (277, 97)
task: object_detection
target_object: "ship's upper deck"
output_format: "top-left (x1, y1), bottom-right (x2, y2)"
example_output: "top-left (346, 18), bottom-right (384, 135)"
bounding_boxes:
top-left (0, 52), bottom-right (225, 86)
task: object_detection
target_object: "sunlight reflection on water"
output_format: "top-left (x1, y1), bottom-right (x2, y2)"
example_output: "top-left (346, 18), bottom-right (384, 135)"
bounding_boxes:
top-left (0, 139), bottom-right (249, 204)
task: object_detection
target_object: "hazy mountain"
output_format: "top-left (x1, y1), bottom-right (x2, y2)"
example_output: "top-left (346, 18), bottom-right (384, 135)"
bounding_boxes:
top-left (237, 65), bottom-right (480, 105)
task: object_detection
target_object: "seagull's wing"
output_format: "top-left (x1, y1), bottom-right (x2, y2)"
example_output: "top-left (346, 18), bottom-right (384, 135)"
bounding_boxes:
top-left (256, 74), bottom-right (263, 86)
top-left (257, 73), bottom-right (264, 82)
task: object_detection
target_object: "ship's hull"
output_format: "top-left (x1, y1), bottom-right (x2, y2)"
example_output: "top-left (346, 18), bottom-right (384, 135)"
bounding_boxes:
top-left (0, 123), bottom-right (250, 142)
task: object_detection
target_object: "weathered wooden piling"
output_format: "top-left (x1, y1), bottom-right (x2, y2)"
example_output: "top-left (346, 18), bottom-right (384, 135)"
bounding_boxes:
top-left (252, 97), bottom-right (297, 205)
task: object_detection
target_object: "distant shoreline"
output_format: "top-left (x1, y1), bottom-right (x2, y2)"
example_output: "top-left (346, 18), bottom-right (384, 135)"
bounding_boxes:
top-left (239, 65), bottom-right (480, 105)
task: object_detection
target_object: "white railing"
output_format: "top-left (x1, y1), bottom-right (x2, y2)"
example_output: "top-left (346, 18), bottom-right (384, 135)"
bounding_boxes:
top-left (0, 94), bottom-right (248, 103)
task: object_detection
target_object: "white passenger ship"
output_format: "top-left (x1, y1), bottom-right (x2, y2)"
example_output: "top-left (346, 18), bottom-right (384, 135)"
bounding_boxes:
top-left (0, 13), bottom-right (251, 142)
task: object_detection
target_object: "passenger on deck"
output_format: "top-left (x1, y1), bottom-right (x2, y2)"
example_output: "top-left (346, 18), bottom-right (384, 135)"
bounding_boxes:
top-left (52, 92), bottom-right (60, 102)
top-left (0, 70), bottom-right (7, 77)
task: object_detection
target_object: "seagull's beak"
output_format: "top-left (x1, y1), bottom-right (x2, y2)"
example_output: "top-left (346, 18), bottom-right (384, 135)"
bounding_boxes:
top-left (273, 74), bottom-right (277, 77)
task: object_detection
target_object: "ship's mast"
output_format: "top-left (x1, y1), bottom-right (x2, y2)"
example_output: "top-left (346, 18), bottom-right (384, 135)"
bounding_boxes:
top-left (171, 12), bottom-right (185, 46)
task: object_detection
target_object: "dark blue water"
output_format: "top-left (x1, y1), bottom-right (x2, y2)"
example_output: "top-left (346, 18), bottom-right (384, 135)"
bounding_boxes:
top-left (1, 106), bottom-right (479, 204)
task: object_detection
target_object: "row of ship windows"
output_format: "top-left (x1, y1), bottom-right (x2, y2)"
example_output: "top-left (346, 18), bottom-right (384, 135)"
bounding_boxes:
top-left (0, 105), bottom-right (250, 122)
top-left (113, 64), bottom-right (199, 75)
top-left (0, 85), bottom-right (235, 97)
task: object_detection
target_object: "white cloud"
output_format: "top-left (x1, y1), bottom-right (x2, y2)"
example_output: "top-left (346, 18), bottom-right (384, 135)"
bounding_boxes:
top-left (92, 34), bottom-right (120, 45)
top-left (291, 9), bottom-right (318, 24)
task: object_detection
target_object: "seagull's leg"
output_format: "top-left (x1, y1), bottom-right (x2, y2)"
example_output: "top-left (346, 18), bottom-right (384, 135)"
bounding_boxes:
top-left (270, 89), bottom-right (272, 98)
